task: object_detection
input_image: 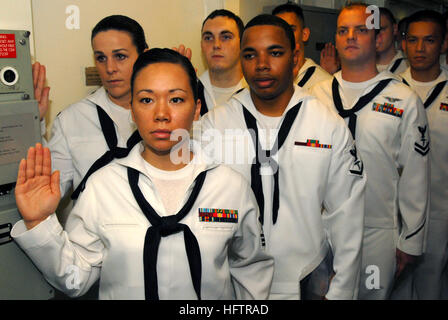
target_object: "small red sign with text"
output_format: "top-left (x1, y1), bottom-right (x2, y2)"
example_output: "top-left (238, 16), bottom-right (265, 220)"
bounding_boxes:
top-left (0, 34), bottom-right (16, 58)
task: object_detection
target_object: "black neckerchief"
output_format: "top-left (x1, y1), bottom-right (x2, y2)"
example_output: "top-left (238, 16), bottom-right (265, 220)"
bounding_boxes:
top-left (423, 80), bottom-right (447, 109)
top-left (242, 102), bottom-right (302, 225)
top-left (71, 105), bottom-right (141, 199)
top-left (389, 58), bottom-right (404, 73)
top-left (298, 66), bottom-right (316, 88)
top-left (332, 77), bottom-right (393, 138)
top-left (128, 167), bottom-right (207, 300)
top-left (402, 77), bottom-right (447, 109)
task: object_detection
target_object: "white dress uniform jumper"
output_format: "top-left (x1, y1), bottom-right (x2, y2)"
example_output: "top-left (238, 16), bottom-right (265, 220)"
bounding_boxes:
top-left (400, 68), bottom-right (448, 300)
top-left (377, 51), bottom-right (409, 75)
top-left (11, 143), bottom-right (274, 300)
top-left (71, 106), bottom-right (141, 200)
top-left (311, 71), bottom-right (430, 300)
top-left (46, 87), bottom-right (139, 199)
top-left (295, 58), bottom-right (332, 91)
top-left (200, 86), bottom-right (366, 300)
top-left (198, 70), bottom-right (246, 116)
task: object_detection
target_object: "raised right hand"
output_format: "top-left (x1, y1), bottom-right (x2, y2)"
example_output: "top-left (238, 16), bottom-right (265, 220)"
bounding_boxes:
top-left (320, 43), bottom-right (340, 75)
top-left (15, 143), bottom-right (61, 230)
top-left (172, 44), bottom-right (192, 61)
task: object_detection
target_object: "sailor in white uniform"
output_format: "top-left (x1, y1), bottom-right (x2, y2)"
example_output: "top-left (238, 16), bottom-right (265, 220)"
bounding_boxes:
top-left (400, 10), bottom-right (448, 300)
top-left (272, 2), bottom-right (332, 90)
top-left (376, 7), bottom-right (408, 75)
top-left (310, 4), bottom-right (430, 300)
top-left (201, 14), bottom-right (366, 300)
top-left (45, 16), bottom-right (191, 202)
top-left (12, 49), bottom-right (274, 300)
top-left (198, 10), bottom-right (247, 116)
top-left (44, 16), bottom-right (146, 201)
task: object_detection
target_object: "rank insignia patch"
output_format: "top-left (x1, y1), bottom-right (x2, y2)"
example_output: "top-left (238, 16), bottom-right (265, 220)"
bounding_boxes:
top-left (440, 103), bottom-right (448, 112)
top-left (414, 125), bottom-right (430, 156)
top-left (372, 102), bottom-right (403, 118)
top-left (199, 208), bottom-right (238, 223)
top-left (294, 139), bottom-right (332, 149)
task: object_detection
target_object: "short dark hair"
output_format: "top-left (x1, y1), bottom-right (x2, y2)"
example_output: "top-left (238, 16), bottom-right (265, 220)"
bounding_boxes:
top-left (201, 9), bottom-right (244, 38)
top-left (406, 10), bottom-right (446, 39)
top-left (442, 11), bottom-right (448, 24)
top-left (243, 14), bottom-right (296, 50)
top-left (398, 16), bottom-right (410, 38)
top-left (130, 48), bottom-right (198, 102)
top-left (379, 7), bottom-right (396, 25)
top-left (272, 2), bottom-right (305, 27)
top-left (91, 15), bottom-right (148, 54)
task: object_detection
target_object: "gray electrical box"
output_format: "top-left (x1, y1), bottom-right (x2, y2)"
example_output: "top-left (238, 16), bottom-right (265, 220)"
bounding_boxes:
top-left (0, 30), bottom-right (54, 299)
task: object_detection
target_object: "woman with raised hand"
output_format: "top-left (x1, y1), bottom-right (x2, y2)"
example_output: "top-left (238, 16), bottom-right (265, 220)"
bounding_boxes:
top-left (45, 15), bottom-right (192, 201)
top-left (46, 15), bottom-right (147, 201)
top-left (12, 48), bottom-right (273, 300)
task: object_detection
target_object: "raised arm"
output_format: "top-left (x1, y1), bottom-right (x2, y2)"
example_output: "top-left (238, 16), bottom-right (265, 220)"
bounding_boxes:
top-left (13, 143), bottom-right (102, 297)
top-left (320, 43), bottom-right (340, 75)
top-left (172, 44), bottom-right (192, 61)
top-left (395, 93), bottom-right (430, 273)
top-left (15, 143), bottom-right (61, 229)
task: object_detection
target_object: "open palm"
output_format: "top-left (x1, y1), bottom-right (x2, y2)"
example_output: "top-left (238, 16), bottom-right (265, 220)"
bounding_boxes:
top-left (15, 143), bottom-right (60, 229)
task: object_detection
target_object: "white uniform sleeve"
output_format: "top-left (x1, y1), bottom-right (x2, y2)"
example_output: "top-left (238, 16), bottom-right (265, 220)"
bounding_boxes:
top-left (228, 178), bottom-right (274, 300)
top-left (396, 94), bottom-right (430, 255)
top-left (47, 115), bottom-right (74, 198)
top-left (322, 117), bottom-right (366, 300)
top-left (11, 185), bottom-right (104, 298)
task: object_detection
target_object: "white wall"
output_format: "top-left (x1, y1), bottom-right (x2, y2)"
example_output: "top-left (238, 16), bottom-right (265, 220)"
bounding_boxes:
top-left (239, 0), bottom-right (284, 23)
top-left (30, 0), bottom-right (214, 136)
top-left (239, 0), bottom-right (387, 18)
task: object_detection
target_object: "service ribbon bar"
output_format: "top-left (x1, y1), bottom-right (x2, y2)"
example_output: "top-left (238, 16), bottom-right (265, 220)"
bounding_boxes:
top-left (199, 208), bottom-right (238, 223)
top-left (294, 139), bottom-right (332, 149)
top-left (440, 103), bottom-right (448, 112)
top-left (372, 102), bottom-right (403, 118)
